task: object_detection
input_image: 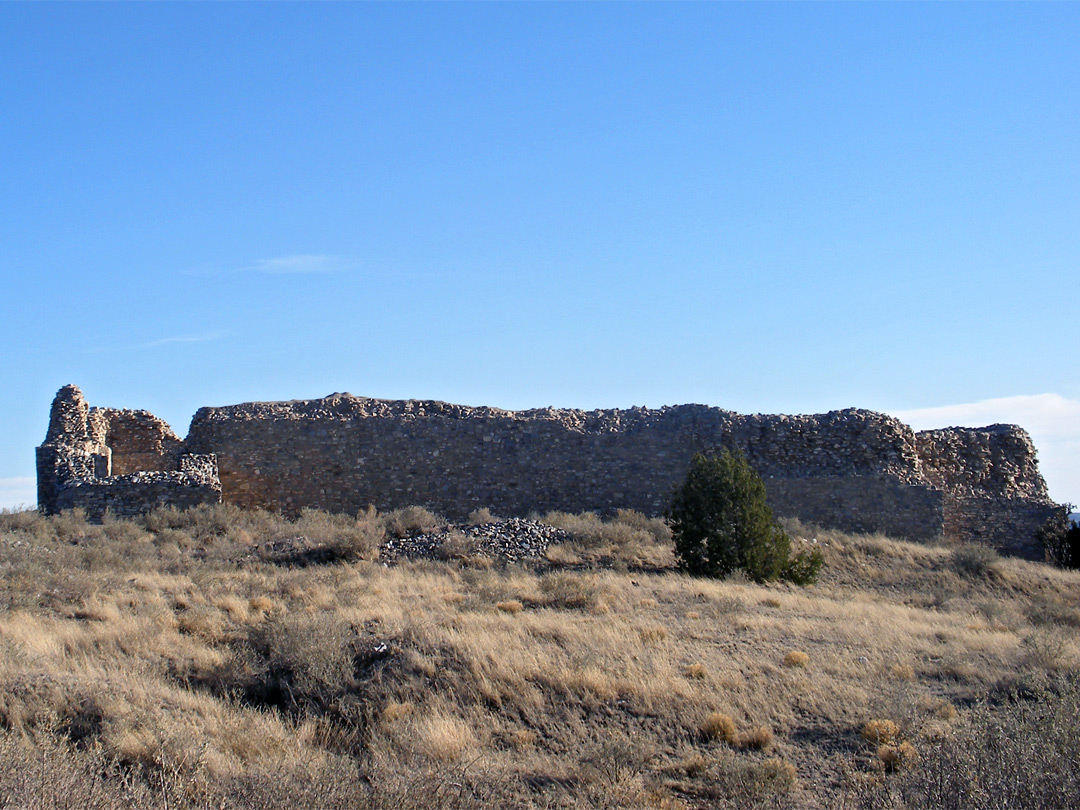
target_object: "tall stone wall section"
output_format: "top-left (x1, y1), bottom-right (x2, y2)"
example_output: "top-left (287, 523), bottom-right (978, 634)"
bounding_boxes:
top-left (37, 386), bottom-right (1060, 557)
top-left (914, 425), bottom-right (1057, 557)
top-left (95, 407), bottom-right (185, 475)
top-left (36, 386), bottom-right (221, 520)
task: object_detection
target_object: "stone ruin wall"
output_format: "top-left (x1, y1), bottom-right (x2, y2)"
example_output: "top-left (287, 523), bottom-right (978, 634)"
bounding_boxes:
top-left (37, 386), bottom-right (1061, 558)
top-left (36, 386), bottom-right (221, 518)
top-left (181, 396), bottom-right (947, 542)
top-left (915, 425), bottom-right (1054, 559)
top-left (95, 407), bottom-right (186, 476)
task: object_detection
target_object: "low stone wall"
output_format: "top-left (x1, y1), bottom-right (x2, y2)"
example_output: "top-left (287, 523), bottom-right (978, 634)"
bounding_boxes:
top-left (50, 459), bottom-right (221, 519)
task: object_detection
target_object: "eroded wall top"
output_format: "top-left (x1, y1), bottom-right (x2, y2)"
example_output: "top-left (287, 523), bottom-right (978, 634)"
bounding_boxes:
top-left (915, 424), bottom-right (1049, 500)
top-left (186, 394), bottom-right (927, 483)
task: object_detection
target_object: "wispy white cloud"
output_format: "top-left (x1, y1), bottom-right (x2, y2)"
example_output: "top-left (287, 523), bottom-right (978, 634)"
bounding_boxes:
top-left (0, 477), bottom-right (36, 511)
top-left (253, 254), bottom-right (345, 274)
top-left (889, 394), bottom-right (1080, 505)
top-left (141, 333), bottom-right (225, 348)
top-left (184, 254), bottom-right (353, 277)
top-left (83, 332), bottom-right (225, 355)
top-left (892, 394), bottom-right (1080, 438)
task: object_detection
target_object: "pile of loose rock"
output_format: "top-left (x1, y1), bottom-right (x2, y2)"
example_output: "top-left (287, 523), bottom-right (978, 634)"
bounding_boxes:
top-left (381, 517), bottom-right (572, 563)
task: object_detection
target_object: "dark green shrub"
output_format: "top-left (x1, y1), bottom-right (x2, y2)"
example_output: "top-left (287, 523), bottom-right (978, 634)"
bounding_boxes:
top-left (783, 544), bottom-right (826, 586)
top-left (666, 450), bottom-right (823, 584)
top-left (1037, 505), bottom-right (1080, 569)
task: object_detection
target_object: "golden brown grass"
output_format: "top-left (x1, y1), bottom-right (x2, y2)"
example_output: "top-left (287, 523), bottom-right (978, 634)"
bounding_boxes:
top-left (700, 712), bottom-right (738, 744)
top-left (782, 651), bottom-right (810, 668)
top-left (861, 719), bottom-right (901, 745)
top-left (0, 505), bottom-right (1078, 808)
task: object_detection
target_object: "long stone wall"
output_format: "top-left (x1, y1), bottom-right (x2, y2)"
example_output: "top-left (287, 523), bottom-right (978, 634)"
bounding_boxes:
top-left (36, 385), bottom-right (1060, 557)
top-left (180, 395), bottom-right (948, 539)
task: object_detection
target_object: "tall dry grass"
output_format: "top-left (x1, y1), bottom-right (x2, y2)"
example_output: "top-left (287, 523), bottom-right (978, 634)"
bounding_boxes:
top-left (0, 505), bottom-right (1078, 808)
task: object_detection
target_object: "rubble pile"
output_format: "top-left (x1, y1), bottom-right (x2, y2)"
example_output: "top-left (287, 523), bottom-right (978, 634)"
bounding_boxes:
top-left (381, 517), bottom-right (572, 563)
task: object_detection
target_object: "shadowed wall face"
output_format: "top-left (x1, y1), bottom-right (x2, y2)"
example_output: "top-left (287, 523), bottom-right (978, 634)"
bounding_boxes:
top-left (183, 398), bottom-right (931, 523)
top-left (96, 409), bottom-right (184, 476)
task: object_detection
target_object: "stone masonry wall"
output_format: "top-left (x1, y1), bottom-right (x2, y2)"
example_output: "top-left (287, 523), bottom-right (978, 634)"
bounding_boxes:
top-left (762, 477), bottom-right (945, 541)
top-left (50, 461), bottom-right (222, 518)
top-left (942, 493), bottom-right (1058, 560)
top-left (36, 386), bottom-right (220, 520)
top-left (914, 425), bottom-right (1057, 557)
top-left (38, 386), bottom-right (1060, 555)
top-left (95, 408), bottom-right (184, 475)
top-left (182, 396), bottom-right (943, 537)
top-left (915, 425), bottom-right (1049, 501)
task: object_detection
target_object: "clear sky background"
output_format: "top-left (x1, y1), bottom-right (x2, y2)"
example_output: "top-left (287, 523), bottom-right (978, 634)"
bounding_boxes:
top-left (1, 3), bottom-right (1077, 510)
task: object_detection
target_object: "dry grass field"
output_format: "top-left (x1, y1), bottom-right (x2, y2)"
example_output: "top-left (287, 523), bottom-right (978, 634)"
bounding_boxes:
top-left (0, 504), bottom-right (1078, 809)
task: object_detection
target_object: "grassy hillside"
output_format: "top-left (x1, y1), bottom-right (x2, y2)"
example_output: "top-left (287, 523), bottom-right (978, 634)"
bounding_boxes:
top-left (0, 505), bottom-right (1078, 809)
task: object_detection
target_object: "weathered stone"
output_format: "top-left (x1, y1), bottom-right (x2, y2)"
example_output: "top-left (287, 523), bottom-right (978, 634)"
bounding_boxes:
top-left (35, 385), bottom-right (1060, 557)
top-left (36, 385), bottom-right (221, 520)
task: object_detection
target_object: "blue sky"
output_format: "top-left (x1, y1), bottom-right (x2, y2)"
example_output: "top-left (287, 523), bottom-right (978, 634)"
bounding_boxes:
top-left (1, 3), bottom-right (1077, 509)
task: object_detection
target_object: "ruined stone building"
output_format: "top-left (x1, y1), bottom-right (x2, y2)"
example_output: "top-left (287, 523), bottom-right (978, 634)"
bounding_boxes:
top-left (37, 385), bottom-right (1060, 558)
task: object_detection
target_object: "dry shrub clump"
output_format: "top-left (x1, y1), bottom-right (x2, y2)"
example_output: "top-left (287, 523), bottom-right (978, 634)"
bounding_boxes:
top-left (684, 663), bottom-right (708, 680)
top-left (384, 505), bottom-right (442, 538)
top-left (738, 726), bottom-right (774, 751)
top-left (782, 651), bottom-right (810, 668)
top-left (541, 509), bottom-right (673, 568)
top-left (0, 726), bottom-right (154, 809)
top-left (1021, 627), bottom-right (1075, 671)
top-left (849, 677), bottom-right (1080, 810)
top-left (705, 756), bottom-right (799, 810)
top-left (877, 740), bottom-right (918, 772)
top-left (700, 712), bottom-right (738, 744)
top-left (931, 700), bottom-right (959, 722)
top-left (466, 507), bottom-right (499, 525)
top-left (861, 719), bottom-right (900, 745)
top-left (950, 543), bottom-right (1001, 578)
top-left (293, 507), bottom-right (386, 561)
top-left (638, 625), bottom-right (668, 644)
top-left (407, 712), bottom-right (477, 762)
top-left (889, 663), bottom-right (916, 681)
top-left (538, 571), bottom-right (608, 611)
